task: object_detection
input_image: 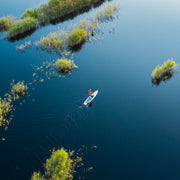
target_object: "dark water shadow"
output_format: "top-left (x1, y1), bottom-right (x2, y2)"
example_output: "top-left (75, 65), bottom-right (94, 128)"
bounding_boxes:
top-left (152, 71), bottom-right (173, 86)
top-left (70, 40), bottom-right (86, 52)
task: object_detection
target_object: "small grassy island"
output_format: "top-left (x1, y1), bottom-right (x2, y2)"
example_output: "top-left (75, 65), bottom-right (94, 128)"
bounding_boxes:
top-left (68, 29), bottom-right (88, 47)
top-left (56, 58), bottom-right (78, 73)
top-left (0, 0), bottom-right (108, 40)
top-left (152, 58), bottom-right (178, 84)
top-left (31, 148), bottom-right (82, 180)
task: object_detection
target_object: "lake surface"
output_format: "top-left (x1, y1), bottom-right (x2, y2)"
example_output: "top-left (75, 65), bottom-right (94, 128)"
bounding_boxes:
top-left (0, 0), bottom-right (180, 179)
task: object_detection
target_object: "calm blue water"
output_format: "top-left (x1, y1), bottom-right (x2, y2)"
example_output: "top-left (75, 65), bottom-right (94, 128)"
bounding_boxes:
top-left (0, 0), bottom-right (180, 179)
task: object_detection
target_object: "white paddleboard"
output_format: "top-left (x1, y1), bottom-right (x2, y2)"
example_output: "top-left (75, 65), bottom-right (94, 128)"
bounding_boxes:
top-left (84, 90), bottom-right (98, 105)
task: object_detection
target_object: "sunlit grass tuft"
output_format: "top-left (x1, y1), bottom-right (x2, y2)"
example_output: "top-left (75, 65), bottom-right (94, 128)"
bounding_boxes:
top-left (152, 58), bottom-right (177, 80)
top-left (68, 29), bottom-right (88, 47)
top-left (56, 58), bottom-right (78, 73)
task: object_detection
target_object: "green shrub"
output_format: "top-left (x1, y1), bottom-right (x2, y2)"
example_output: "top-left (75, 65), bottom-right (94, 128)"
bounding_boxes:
top-left (11, 81), bottom-right (28, 100)
top-left (31, 148), bottom-right (82, 180)
top-left (7, 17), bottom-right (37, 38)
top-left (152, 58), bottom-right (177, 80)
top-left (56, 58), bottom-right (77, 73)
top-left (0, 16), bottom-right (14, 31)
top-left (68, 29), bottom-right (87, 47)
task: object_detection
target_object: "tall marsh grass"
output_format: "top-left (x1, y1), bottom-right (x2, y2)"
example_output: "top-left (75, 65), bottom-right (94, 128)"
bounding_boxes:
top-left (68, 29), bottom-right (88, 47)
top-left (0, 0), bottom-right (108, 39)
top-left (38, 2), bottom-right (120, 51)
top-left (7, 18), bottom-right (37, 38)
top-left (0, 16), bottom-right (14, 31)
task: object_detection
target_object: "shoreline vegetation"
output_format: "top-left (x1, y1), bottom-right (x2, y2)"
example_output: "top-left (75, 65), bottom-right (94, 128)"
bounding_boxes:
top-left (152, 58), bottom-right (178, 85)
top-left (31, 148), bottom-right (82, 180)
top-left (0, 0), bottom-right (109, 40)
top-left (37, 2), bottom-right (120, 52)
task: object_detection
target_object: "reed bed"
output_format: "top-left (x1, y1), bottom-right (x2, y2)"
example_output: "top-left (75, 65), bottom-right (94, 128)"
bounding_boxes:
top-left (0, 16), bottom-right (14, 31)
top-left (0, 0), bottom-right (107, 39)
top-left (39, 31), bottom-right (68, 51)
top-left (7, 18), bottom-right (37, 39)
top-left (37, 2), bottom-right (120, 51)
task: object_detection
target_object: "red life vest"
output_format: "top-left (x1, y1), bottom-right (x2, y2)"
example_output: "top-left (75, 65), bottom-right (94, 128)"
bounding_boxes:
top-left (88, 90), bottom-right (92, 96)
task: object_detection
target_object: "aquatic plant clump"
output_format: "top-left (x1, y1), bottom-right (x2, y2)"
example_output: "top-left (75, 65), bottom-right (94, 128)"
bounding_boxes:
top-left (39, 31), bottom-right (68, 51)
top-left (152, 58), bottom-right (177, 81)
top-left (7, 18), bottom-right (37, 38)
top-left (56, 58), bottom-right (78, 73)
top-left (0, 95), bottom-right (13, 127)
top-left (16, 41), bottom-right (31, 51)
top-left (31, 148), bottom-right (82, 180)
top-left (95, 2), bottom-right (120, 22)
top-left (0, 16), bottom-right (14, 31)
top-left (11, 81), bottom-right (28, 100)
top-left (68, 29), bottom-right (88, 47)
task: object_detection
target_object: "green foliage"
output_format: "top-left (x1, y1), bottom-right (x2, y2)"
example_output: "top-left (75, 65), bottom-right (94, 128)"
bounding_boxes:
top-left (0, 16), bottom-right (14, 31)
top-left (36, 3), bottom-right (50, 25)
top-left (0, 95), bottom-right (13, 127)
top-left (21, 9), bottom-right (38, 19)
top-left (56, 58), bottom-right (78, 73)
top-left (152, 58), bottom-right (177, 80)
top-left (68, 29), bottom-right (88, 47)
top-left (37, 2), bottom-right (120, 52)
top-left (11, 81), bottom-right (28, 100)
top-left (7, 17), bottom-right (37, 38)
top-left (31, 148), bottom-right (82, 180)
top-left (48, 0), bottom-right (92, 20)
